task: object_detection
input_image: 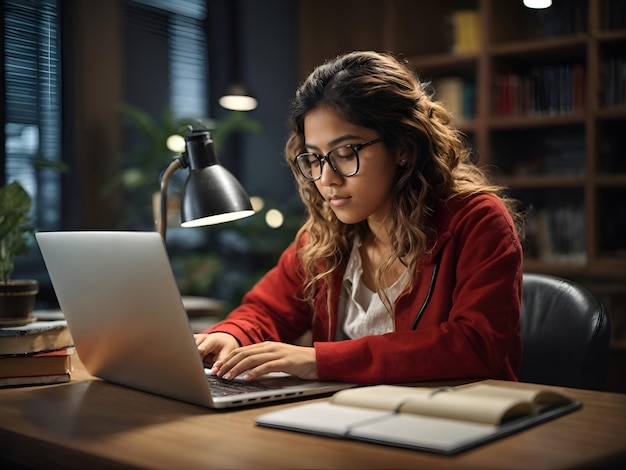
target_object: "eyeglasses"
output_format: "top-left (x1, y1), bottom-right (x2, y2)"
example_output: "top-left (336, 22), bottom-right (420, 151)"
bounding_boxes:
top-left (294, 138), bottom-right (383, 181)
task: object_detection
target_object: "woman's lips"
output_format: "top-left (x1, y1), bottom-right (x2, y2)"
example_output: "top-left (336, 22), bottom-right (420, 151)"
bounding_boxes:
top-left (328, 195), bottom-right (351, 208)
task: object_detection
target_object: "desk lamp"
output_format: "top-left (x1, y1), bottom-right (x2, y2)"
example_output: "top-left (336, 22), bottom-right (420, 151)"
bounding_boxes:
top-left (157, 127), bottom-right (254, 240)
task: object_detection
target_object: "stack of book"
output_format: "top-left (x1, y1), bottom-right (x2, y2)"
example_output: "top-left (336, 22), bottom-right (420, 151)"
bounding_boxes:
top-left (0, 311), bottom-right (75, 387)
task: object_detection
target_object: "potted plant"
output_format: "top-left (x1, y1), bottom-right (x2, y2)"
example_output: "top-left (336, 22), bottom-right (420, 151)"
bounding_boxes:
top-left (0, 181), bottom-right (38, 326)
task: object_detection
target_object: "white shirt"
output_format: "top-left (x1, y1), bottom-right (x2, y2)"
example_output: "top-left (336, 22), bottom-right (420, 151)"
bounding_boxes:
top-left (336, 239), bottom-right (409, 340)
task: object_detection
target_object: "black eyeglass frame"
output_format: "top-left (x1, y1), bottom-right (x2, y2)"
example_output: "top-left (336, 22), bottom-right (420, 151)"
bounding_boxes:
top-left (293, 138), bottom-right (384, 181)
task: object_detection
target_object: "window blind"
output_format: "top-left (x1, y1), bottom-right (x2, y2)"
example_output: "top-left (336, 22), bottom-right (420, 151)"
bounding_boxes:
top-left (131, 0), bottom-right (208, 120)
top-left (3, 0), bottom-right (61, 230)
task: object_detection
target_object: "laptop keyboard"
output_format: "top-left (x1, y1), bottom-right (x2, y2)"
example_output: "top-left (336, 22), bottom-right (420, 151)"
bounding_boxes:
top-left (206, 373), bottom-right (284, 397)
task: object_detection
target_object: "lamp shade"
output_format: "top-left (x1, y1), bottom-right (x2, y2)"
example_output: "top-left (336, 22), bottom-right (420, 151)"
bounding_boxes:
top-left (218, 83), bottom-right (258, 111)
top-left (179, 129), bottom-right (254, 227)
top-left (181, 165), bottom-right (254, 226)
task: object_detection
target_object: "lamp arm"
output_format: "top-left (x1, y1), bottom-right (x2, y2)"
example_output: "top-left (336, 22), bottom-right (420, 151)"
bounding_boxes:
top-left (157, 157), bottom-right (183, 240)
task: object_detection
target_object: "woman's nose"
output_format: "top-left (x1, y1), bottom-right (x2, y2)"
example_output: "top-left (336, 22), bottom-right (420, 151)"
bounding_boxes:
top-left (318, 160), bottom-right (342, 186)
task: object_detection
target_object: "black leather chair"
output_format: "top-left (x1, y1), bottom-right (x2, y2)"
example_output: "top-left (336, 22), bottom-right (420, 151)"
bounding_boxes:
top-left (519, 273), bottom-right (612, 390)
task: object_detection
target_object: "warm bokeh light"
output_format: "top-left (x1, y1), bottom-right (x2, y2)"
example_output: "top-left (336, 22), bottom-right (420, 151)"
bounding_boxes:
top-left (218, 95), bottom-right (258, 111)
top-left (265, 209), bottom-right (284, 228)
top-left (166, 134), bottom-right (186, 153)
top-left (250, 196), bottom-right (265, 212)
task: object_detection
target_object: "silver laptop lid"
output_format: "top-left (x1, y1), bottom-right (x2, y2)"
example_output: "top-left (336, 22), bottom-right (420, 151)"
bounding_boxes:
top-left (36, 231), bottom-right (214, 407)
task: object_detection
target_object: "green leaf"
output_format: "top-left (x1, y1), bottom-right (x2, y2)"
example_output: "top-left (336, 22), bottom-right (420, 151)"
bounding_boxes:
top-left (0, 182), bottom-right (34, 282)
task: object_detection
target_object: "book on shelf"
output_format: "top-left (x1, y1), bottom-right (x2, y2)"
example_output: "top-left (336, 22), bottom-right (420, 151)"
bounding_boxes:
top-left (432, 77), bottom-right (475, 123)
top-left (449, 9), bottom-right (479, 54)
top-left (604, 0), bottom-right (626, 30)
top-left (539, 0), bottom-right (587, 37)
top-left (602, 56), bottom-right (626, 108)
top-left (0, 310), bottom-right (73, 356)
top-left (256, 382), bottom-right (582, 455)
top-left (494, 63), bottom-right (585, 117)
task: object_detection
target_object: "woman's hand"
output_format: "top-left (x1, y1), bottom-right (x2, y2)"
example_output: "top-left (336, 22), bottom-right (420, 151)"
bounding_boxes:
top-left (212, 341), bottom-right (318, 381)
top-left (194, 332), bottom-right (240, 367)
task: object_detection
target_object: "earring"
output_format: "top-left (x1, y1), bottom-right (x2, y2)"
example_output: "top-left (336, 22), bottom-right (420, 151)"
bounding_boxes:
top-left (399, 159), bottom-right (408, 166)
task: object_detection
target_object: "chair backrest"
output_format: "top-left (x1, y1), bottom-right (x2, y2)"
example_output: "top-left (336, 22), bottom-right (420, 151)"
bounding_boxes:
top-left (519, 273), bottom-right (611, 390)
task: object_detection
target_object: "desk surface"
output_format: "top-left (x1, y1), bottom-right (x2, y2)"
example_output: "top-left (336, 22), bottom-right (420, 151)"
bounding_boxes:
top-left (1, 357), bottom-right (626, 469)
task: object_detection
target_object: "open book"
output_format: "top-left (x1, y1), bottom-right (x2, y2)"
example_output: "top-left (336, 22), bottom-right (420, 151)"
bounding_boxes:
top-left (256, 382), bottom-right (582, 455)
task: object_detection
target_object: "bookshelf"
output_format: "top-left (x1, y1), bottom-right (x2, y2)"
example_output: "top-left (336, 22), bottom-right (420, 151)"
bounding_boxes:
top-left (299, 0), bottom-right (626, 346)
top-left (403, 0), bottom-right (606, 277)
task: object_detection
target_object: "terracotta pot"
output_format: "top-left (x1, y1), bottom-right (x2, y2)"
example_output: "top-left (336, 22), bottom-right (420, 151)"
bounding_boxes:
top-left (0, 279), bottom-right (39, 327)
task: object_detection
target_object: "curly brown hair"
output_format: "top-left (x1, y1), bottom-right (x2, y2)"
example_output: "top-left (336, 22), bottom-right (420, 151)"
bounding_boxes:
top-left (284, 51), bottom-right (522, 317)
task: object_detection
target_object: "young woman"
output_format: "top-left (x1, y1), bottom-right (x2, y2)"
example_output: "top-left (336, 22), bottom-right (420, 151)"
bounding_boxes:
top-left (195, 51), bottom-right (523, 385)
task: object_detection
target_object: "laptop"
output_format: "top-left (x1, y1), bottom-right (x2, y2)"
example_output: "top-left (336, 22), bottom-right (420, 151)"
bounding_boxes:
top-left (36, 231), bottom-right (354, 409)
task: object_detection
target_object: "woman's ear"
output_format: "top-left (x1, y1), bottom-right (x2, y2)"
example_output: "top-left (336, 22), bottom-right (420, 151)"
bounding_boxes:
top-left (396, 149), bottom-right (408, 167)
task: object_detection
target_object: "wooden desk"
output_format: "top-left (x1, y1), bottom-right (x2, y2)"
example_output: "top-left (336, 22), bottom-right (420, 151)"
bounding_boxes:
top-left (1, 357), bottom-right (625, 469)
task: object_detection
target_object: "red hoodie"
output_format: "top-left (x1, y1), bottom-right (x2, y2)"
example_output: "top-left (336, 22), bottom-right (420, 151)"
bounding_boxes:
top-left (204, 193), bottom-right (523, 385)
